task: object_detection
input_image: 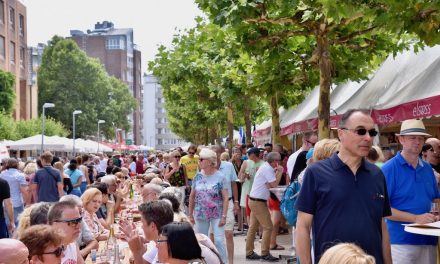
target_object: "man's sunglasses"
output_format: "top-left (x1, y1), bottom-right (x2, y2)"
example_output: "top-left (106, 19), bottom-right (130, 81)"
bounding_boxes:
top-left (54, 217), bottom-right (82, 226)
top-left (341, 128), bottom-right (378, 137)
top-left (42, 245), bottom-right (65, 258)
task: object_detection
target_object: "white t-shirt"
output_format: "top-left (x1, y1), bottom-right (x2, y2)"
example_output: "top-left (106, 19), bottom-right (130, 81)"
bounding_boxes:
top-left (249, 162), bottom-right (276, 200)
top-left (61, 242), bottom-right (77, 264)
top-left (142, 241), bottom-right (159, 264)
top-left (287, 148), bottom-right (303, 178)
top-left (99, 158), bottom-right (108, 173)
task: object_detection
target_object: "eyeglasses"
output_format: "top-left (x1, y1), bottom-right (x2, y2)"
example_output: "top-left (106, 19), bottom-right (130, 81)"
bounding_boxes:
top-left (188, 152), bottom-right (195, 155)
top-left (42, 245), bottom-right (65, 257)
top-left (54, 217), bottom-right (82, 226)
top-left (156, 239), bottom-right (168, 244)
top-left (340, 128), bottom-right (378, 137)
top-left (174, 156), bottom-right (181, 158)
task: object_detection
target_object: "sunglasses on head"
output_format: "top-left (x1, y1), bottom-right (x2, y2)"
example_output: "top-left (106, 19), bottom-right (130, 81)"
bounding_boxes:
top-left (42, 245), bottom-right (65, 258)
top-left (341, 128), bottom-right (378, 137)
top-left (54, 217), bottom-right (82, 226)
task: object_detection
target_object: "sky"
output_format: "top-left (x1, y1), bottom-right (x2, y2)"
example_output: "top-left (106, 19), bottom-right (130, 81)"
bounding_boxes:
top-left (23, 0), bottom-right (204, 73)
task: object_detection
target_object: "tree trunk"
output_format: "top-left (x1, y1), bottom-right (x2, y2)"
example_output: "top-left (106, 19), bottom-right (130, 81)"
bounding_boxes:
top-left (210, 127), bottom-right (216, 145)
top-left (270, 93), bottom-right (281, 144)
top-left (244, 104), bottom-right (252, 144)
top-left (204, 127), bottom-right (209, 145)
top-left (317, 24), bottom-right (331, 139)
top-left (227, 105), bottom-right (234, 156)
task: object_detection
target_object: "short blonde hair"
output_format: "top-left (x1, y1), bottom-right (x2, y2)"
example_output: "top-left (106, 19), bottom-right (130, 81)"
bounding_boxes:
top-left (23, 162), bottom-right (38, 175)
top-left (318, 243), bottom-right (375, 264)
top-left (81, 188), bottom-right (102, 207)
top-left (313, 139), bottom-right (340, 161)
top-left (371, 145), bottom-right (385, 162)
top-left (199, 148), bottom-right (217, 167)
top-left (220, 152), bottom-right (230, 161)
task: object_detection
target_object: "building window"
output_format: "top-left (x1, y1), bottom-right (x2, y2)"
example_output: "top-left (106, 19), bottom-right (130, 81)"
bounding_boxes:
top-left (19, 46), bottom-right (24, 67)
top-left (19, 14), bottom-right (24, 36)
top-left (9, 41), bottom-right (15, 64)
top-left (8, 7), bottom-right (14, 31)
top-left (106, 37), bottom-right (126, 50)
top-left (0, 36), bottom-right (5, 59)
top-left (0, 1), bottom-right (4, 24)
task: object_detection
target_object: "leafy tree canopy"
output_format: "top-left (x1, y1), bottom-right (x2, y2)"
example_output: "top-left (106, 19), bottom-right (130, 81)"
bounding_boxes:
top-left (38, 36), bottom-right (137, 140)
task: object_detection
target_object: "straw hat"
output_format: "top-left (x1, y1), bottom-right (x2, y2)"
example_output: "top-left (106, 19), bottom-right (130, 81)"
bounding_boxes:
top-left (396, 119), bottom-right (431, 137)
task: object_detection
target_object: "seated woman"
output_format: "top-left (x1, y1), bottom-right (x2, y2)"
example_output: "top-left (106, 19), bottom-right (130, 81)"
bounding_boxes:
top-left (81, 188), bottom-right (109, 241)
top-left (20, 224), bottom-right (65, 263)
top-left (157, 222), bottom-right (205, 264)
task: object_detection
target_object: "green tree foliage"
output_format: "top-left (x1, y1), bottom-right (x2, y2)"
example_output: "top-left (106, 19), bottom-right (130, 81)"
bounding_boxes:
top-left (0, 113), bottom-right (68, 140)
top-left (0, 112), bottom-right (16, 140)
top-left (0, 70), bottom-right (16, 115)
top-left (195, 0), bottom-right (414, 138)
top-left (15, 117), bottom-right (68, 139)
top-left (38, 36), bottom-right (137, 139)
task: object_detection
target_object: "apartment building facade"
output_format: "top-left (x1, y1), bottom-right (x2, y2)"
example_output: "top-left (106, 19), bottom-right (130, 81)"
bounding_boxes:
top-left (143, 74), bottom-right (187, 151)
top-left (69, 21), bottom-right (143, 145)
top-left (0, 0), bottom-right (29, 120)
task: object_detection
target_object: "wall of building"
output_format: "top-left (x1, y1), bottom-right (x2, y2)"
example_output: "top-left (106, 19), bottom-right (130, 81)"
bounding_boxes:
top-left (0, 0), bottom-right (29, 120)
top-left (142, 74), bottom-right (188, 151)
top-left (69, 23), bottom-right (142, 145)
top-left (142, 74), bottom-right (157, 148)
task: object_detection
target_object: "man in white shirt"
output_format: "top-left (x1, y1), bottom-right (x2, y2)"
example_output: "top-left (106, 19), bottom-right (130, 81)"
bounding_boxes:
top-left (97, 152), bottom-right (108, 173)
top-left (245, 152), bottom-right (283, 262)
top-left (120, 200), bottom-right (174, 264)
top-left (287, 132), bottom-right (318, 180)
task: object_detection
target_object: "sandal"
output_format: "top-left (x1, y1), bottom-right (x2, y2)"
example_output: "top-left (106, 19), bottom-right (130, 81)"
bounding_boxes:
top-left (270, 244), bottom-right (285, 250)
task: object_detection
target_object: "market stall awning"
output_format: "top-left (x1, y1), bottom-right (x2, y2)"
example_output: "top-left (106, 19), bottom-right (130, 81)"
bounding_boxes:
top-left (254, 45), bottom-right (440, 138)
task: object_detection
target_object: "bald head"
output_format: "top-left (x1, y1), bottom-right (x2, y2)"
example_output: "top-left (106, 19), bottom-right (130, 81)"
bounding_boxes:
top-left (0, 239), bottom-right (29, 264)
top-left (426, 138), bottom-right (440, 165)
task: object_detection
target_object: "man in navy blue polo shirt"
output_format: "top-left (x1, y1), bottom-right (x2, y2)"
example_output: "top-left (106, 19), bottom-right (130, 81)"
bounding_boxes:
top-left (295, 109), bottom-right (392, 264)
top-left (382, 119), bottom-right (440, 264)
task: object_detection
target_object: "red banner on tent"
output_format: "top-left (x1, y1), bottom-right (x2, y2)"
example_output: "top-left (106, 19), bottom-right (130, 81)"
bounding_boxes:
top-left (372, 95), bottom-right (440, 125)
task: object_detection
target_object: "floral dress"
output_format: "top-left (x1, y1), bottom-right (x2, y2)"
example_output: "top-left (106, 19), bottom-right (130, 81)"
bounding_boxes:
top-left (192, 171), bottom-right (227, 221)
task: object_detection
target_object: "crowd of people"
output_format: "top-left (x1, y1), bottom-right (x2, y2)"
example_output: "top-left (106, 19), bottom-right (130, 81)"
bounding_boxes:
top-left (1, 108), bottom-right (440, 264)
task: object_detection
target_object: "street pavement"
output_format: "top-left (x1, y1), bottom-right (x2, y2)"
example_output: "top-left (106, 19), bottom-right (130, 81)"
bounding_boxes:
top-left (233, 229), bottom-right (295, 264)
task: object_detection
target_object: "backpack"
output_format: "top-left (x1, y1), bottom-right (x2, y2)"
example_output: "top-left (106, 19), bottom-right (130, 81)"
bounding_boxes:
top-left (280, 180), bottom-right (301, 226)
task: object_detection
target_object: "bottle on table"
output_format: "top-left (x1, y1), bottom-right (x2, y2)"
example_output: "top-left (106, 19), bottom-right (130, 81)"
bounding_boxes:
top-left (106, 224), bottom-right (117, 263)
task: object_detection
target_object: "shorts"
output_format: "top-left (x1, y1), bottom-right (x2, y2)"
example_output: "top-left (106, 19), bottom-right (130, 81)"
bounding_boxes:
top-left (224, 200), bottom-right (235, 231)
top-left (268, 196), bottom-right (280, 211)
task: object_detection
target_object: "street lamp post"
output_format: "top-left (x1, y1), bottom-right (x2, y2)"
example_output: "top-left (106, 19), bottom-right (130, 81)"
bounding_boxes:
top-left (41, 103), bottom-right (55, 154)
top-left (97, 120), bottom-right (106, 152)
top-left (72, 110), bottom-right (82, 157)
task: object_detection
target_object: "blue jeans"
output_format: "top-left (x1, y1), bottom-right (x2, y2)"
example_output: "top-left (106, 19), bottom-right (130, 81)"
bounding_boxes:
top-left (5, 205), bottom-right (24, 227)
top-left (80, 182), bottom-right (87, 194)
top-left (195, 218), bottom-right (228, 264)
top-left (71, 189), bottom-right (82, 197)
top-left (0, 218), bottom-right (8, 238)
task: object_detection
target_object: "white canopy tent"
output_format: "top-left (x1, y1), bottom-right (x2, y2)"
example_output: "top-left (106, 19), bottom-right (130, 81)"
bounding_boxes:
top-left (254, 45), bottom-right (440, 140)
top-left (8, 135), bottom-right (72, 152)
top-left (7, 135), bottom-right (113, 153)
